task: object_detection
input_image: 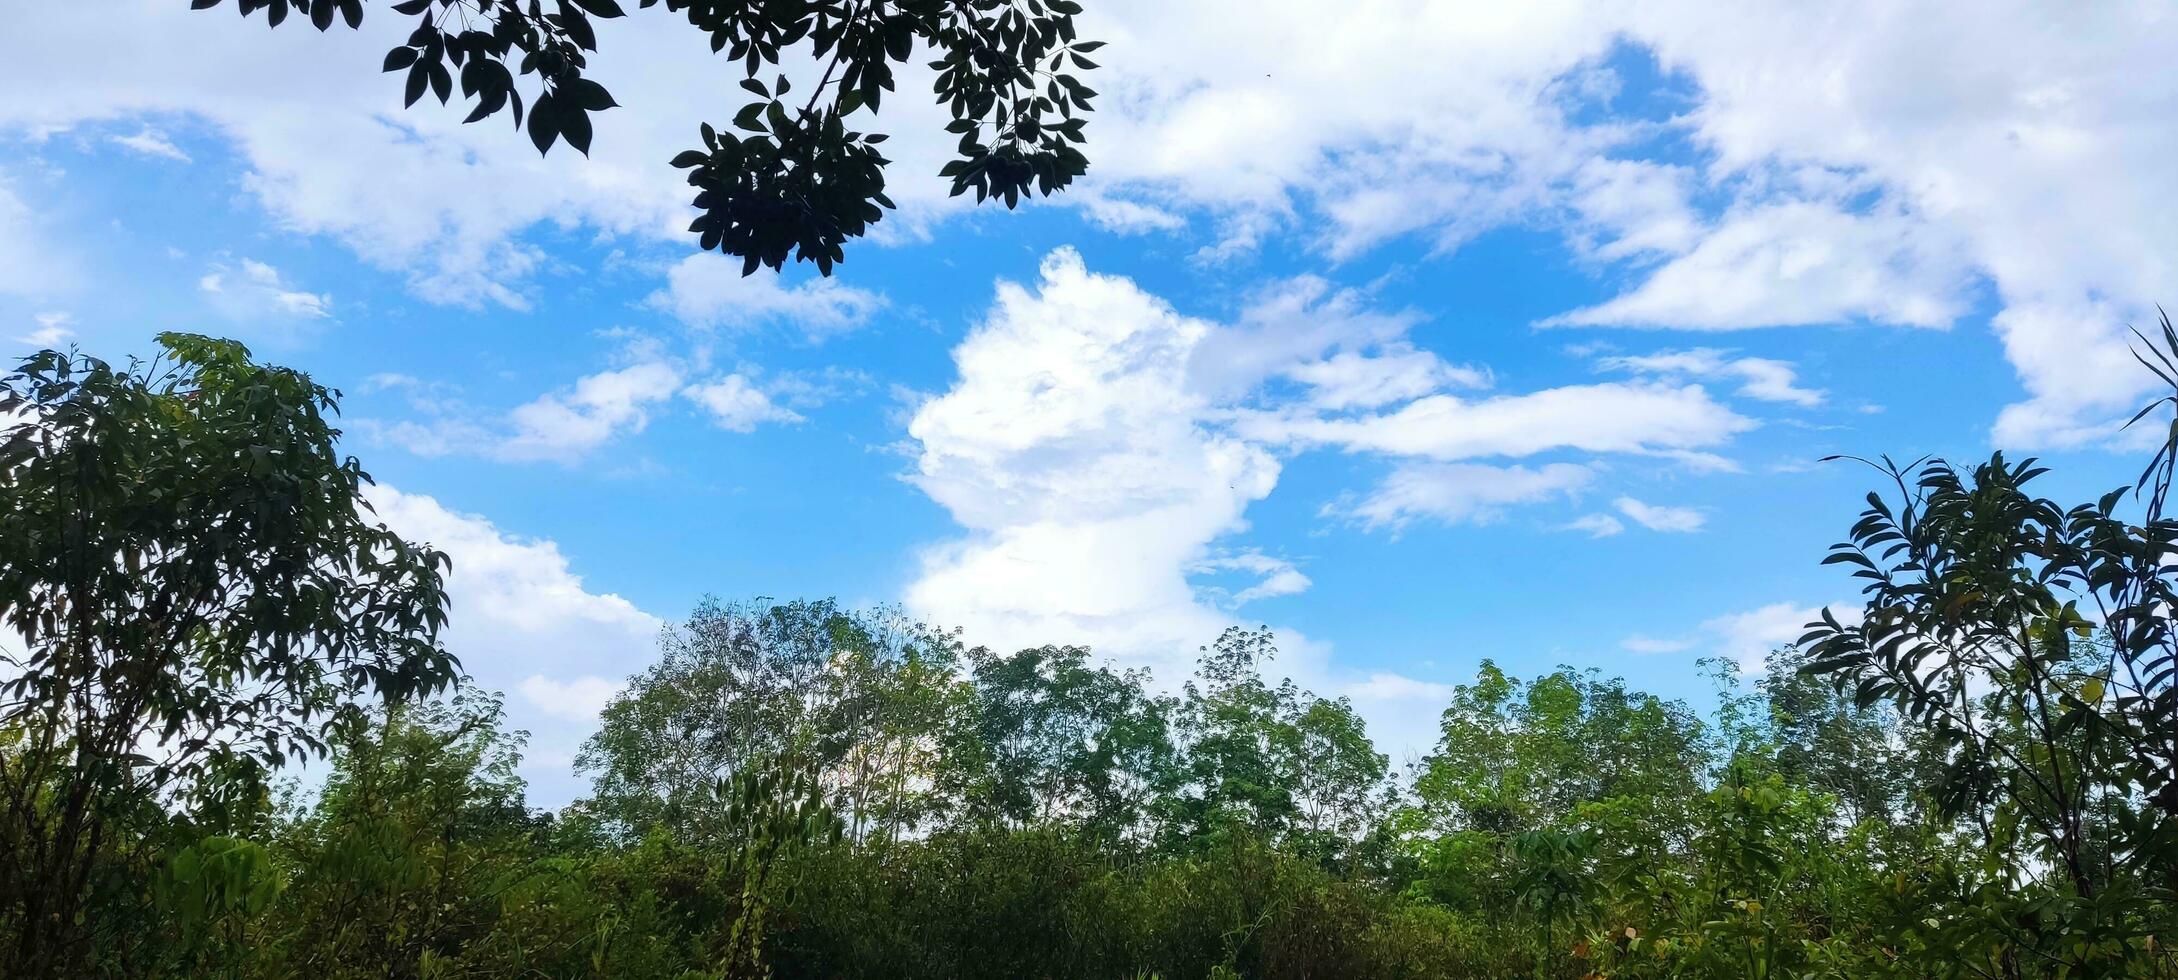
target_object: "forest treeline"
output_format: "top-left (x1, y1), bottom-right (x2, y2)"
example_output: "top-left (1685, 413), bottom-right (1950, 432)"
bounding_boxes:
top-left (1, 335), bottom-right (2176, 979)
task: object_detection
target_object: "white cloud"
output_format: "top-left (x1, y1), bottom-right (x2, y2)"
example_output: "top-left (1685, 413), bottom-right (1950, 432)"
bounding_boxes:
top-left (6, 1), bottom-right (2175, 441)
top-left (905, 249), bottom-right (1760, 688)
top-left (1077, 0), bottom-right (1621, 259)
top-left (763, 365), bottom-right (873, 409)
top-left (1597, 347), bottom-right (1824, 407)
top-left (367, 358), bottom-right (683, 463)
top-left (367, 354), bottom-right (836, 462)
top-left (1076, 192), bottom-right (1188, 234)
top-left (650, 253), bottom-right (886, 337)
top-left (365, 485), bottom-right (662, 797)
top-left (1252, 382), bottom-right (1753, 462)
top-left (905, 249), bottom-right (1275, 671)
top-left (0, 5), bottom-right (724, 306)
top-left (1073, 0), bottom-right (2178, 443)
top-left (518, 674), bottom-right (625, 723)
top-left (495, 360), bottom-right (683, 462)
top-left (1188, 275), bottom-right (1438, 400)
top-left (681, 373), bottom-right (803, 432)
top-left (19, 312), bottom-right (74, 347)
top-left (1631, 4), bottom-right (2178, 443)
top-left (1613, 496), bottom-right (1706, 532)
top-left (1560, 513), bottom-right (1625, 538)
top-left (110, 126), bottom-right (189, 162)
top-left (1700, 600), bottom-right (1860, 673)
top-left (199, 257), bottom-right (331, 320)
top-left (1567, 157), bottom-right (1702, 261)
top-left (1287, 347), bottom-right (1490, 411)
top-left (1341, 461), bottom-right (1592, 531)
top-left (1545, 201), bottom-right (1972, 331)
top-left (1190, 550), bottom-right (1312, 606)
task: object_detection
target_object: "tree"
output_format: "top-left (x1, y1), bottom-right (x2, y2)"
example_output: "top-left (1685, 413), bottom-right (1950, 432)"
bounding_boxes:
top-left (1410, 661), bottom-right (1705, 839)
top-left (575, 598), bottom-right (965, 844)
top-left (187, 0), bottom-right (1103, 276)
top-left (269, 689), bottom-right (542, 977)
top-left (956, 644), bottom-right (1179, 840)
top-left (1718, 644), bottom-right (1939, 833)
top-left (1171, 627), bottom-right (1391, 859)
top-left (1801, 318), bottom-right (2178, 972)
top-left (0, 335), bottom-right (460, 978)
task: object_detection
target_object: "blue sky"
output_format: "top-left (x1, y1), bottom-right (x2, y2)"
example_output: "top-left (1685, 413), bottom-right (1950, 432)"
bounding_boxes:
top-left (4, 2), bottom-right (2173, 802)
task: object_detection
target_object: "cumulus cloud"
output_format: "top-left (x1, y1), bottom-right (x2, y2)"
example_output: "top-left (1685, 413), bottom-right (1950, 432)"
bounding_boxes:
top-left (905, 249), bottom-right (1276, 670)
top-left (904, 250), bottom-right (1758, 714)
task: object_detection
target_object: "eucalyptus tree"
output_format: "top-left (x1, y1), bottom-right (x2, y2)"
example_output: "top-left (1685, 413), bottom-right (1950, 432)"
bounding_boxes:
top-left (0, 335), bottom-right (459, 978)
top-left (186, 0), bottom-right (1103, 275)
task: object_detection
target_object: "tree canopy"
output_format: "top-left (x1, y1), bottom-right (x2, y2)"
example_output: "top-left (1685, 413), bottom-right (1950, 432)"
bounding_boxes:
top-left (0, 335), bottom-right (458, 977)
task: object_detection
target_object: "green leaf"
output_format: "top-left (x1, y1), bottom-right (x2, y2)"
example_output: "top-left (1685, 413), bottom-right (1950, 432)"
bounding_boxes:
top-left (733, 102), bottom-right (767, 132)
top-left (528, 92), bottom-right (560, 153)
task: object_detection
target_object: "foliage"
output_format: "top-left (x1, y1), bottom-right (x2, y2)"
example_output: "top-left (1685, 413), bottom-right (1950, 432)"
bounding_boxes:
top-left (1169, 627), bottom-right (1393, 864)
top-left (1794, 314), bottom-right (2178, 974)
top-left (184, 0), bottom-right (1101, 275)
top-left (0, 335), bottom-right (457, 978)
top-left (571, 599), bottom-right (964, 846)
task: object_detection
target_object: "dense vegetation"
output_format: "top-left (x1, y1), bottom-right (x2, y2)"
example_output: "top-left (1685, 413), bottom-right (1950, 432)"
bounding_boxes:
top-left (2, 335), bottom-right (2176, 978)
